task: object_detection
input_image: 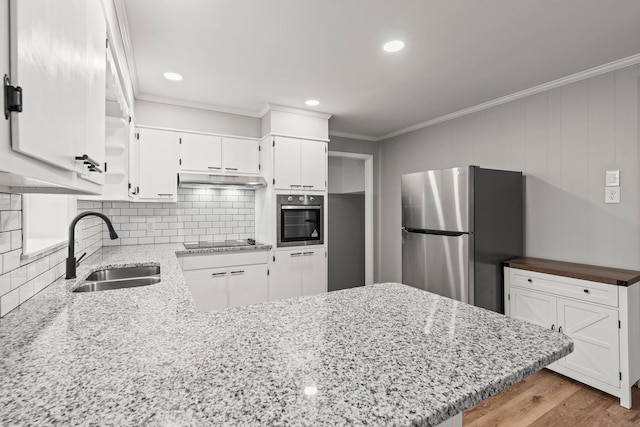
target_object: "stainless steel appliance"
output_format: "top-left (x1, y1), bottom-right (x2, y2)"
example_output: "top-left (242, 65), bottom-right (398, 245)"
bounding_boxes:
top-left (401, 166), bottom-right (523, 313)
top-left (183, 239), bottom-right (257, 250)
top-left (277, 194), bottom-right (324, 247)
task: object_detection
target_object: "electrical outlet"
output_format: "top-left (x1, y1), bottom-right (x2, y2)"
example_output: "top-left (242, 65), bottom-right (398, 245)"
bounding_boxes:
top-left (146, 222), bottom-right (155, 232)
top-left (605, 187), bottom-right (620, 204)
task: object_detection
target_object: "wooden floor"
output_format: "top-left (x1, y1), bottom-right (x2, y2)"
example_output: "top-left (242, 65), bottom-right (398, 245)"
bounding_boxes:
top-left (463, 369), bottom-right (640, 427)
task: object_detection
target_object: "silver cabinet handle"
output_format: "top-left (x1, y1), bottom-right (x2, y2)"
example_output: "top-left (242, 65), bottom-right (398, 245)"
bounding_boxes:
top-left (75, 154), bottom-right (103, 173)
top-left (303, 251), bottom-right (314, 256)
top-left (157, 193), bottom-right (173, 197)
top-left (551, 324), bottom-right (555, 331)
top-left (302, 185), bottom-right (314, 188)
top-left (230, 270), bottom-right (244, 275)
top-left (290, 252), bottom-right (302, 257)
top-left (208, 166), bottom-right (221, 170)
top-left (290, 184), bottom-right (302, 188)
top-left (225, 167), bottom-right (238, 171)
top-left (211, 272), bottom-right (227, 277)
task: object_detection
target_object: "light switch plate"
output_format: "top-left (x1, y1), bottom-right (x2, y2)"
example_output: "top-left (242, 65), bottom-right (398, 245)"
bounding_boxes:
top-left (606, 170), bottom-right (620, 187)
top-left (605, 187), bottom-right (620, 204)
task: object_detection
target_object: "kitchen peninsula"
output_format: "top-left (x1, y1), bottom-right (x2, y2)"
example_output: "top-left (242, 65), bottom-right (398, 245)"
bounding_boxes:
top-left (0, 244), bottom-right (572, 426)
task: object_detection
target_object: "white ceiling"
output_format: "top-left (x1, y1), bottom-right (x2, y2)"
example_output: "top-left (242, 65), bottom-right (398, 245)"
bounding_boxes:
top-left (120, 0), bottom-right (640, 140)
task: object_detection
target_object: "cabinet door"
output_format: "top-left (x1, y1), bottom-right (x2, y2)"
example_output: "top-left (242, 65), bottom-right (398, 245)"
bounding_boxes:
top-left (128, 123), bottom-right (140, 198)
top-left (509, 287), bottom-right (557, 330)
top-left (9, 0), bottom-right (105, 177)
top-left (273, 137), bottom-right (301, 190)
top-left (270, 251), bottom-right (302, 301)
top-left (183, 268), bottom-right (228, 312)
top-left (300, 139), bottom-right (326, 190)
top-left (300, 249), bottom-right (326, 297)
top-left (556, 298), bottom-right (620, 387)
top-left (79, 0), bottom-right (106, 185)
top-left (222, 137), bottom-right (260, 175)
top-left (228, 264), bottom-right (269, 308)
top-left (180, 133), bottom-right (222, 172)
top-left (138, 128), bottom-right (178, 201)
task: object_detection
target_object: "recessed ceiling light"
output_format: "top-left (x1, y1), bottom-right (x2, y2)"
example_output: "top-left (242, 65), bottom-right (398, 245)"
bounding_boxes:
top-left (383, 40), bottom-right (405, 53)
top-left (305, 99), bottom-right (320, 107)
top-left (303, 386), bottom-right (318, 396)
top-left (164, 72), bottom-right (183, 81)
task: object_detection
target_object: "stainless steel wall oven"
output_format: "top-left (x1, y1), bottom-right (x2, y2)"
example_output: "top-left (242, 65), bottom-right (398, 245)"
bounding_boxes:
top-left (277, 194), bottom-right (324, 247)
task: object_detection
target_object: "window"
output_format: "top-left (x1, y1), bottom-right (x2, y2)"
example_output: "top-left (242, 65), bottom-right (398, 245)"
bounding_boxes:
top-left (22, 194), bottom-right (76, 256)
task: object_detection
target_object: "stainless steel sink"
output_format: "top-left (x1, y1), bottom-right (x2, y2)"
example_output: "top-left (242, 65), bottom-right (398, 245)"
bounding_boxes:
top-left (85, 266), bottom-right (160, 282)
top-left (73, 265), bottom-right (161, 293)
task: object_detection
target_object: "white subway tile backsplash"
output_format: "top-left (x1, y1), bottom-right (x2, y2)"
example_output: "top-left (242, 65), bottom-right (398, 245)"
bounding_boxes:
top-left (3, 249), bottom-right (21, 273)
top-left (10, 230), bottom-right (21, 250)
top-left (0, 288), bottom-right (20, 317)
top-left (0, 232), bottom-right (10, 253)
top-left (0, 273), bottom-right (10, 297)
top-left (19, 280), bottom-right (34, 304)
top-left (1, 211), bottom-right (21, 232)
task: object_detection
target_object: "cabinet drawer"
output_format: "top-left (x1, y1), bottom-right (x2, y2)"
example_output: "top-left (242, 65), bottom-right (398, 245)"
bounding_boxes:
top-left (511, 269), bottom-right (618, 308)
top-left (179, 251), bottom-right (268, 271)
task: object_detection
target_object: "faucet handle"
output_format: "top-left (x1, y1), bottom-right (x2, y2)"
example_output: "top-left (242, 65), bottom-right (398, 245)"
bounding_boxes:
top-left (76, 252), bottom-right (87, 266)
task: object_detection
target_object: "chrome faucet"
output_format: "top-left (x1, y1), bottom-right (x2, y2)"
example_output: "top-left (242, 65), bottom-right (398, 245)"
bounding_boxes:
top-left (66, 211), bottom-right (119, 279)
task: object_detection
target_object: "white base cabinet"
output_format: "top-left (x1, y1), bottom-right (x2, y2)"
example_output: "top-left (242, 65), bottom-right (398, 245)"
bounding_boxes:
top-left (179, 251), bottom-right (269, 312)
top-left (505, 264), bottom-right (640, 408)
top-left (270, 248), bottom-right (327, 301)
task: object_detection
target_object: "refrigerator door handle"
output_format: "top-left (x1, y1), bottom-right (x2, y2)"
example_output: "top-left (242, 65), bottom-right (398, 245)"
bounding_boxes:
top-left (403, 227), bottom-right (466, 237)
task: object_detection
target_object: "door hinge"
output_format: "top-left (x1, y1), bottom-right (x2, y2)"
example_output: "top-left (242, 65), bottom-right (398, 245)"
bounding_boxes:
top-left (273, 255), bottom-right (276, 262)
top-left (508, 293), bottom-right (510, 301)
top-left (104, 162), bottom-right (108, 173)
top-left (128, 116), bottom-right (132, 123)
top-left (272, 140), bottom-right (275, 147)
top-left (620, 372), bottom-right (623, 380)
top-left (267, 269), bottom-right (270, 276)
top-left (273, 178), bottom-right (275, 185)
top-left (106, 38), bottom-right (109, 48)
top-left (179, 137), bottom-right (182, 144)
top-left (179, 159), bottom-right (182, 165)
top-left (128, 182), bottom-right (132, 189)
top-left (4, 75), bottom-right (23, 119)
top-left (619, 320), bottom-right (622, 329)
top-left (258, 164), bottom-right (261, 170)
top-left (136, 132), bottom-right (140, 140)
top-left (259, 145), bottom-right (261, 151)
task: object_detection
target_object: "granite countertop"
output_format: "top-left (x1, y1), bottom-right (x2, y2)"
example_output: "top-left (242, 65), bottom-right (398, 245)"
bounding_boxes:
top-left (0, 244), bottom-right (572, 426)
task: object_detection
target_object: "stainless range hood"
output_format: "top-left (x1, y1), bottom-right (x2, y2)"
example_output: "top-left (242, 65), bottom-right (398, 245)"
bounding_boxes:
top-left (178, 173), bottom-right (267, 189)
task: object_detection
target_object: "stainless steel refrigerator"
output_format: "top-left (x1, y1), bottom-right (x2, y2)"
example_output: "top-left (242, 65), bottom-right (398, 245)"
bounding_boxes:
top-left (401, 166), bottom-right (523, 314)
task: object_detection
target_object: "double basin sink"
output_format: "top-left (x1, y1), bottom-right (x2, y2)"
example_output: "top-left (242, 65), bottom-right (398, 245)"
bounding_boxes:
top-left (73, 265), bottom-right (161, 293)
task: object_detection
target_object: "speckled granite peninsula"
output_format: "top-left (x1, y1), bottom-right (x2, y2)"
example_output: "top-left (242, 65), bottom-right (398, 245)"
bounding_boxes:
top-left (0, 244), bottom-right (572, 426)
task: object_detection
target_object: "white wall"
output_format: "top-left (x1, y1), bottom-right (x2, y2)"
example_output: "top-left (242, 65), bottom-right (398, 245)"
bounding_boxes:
top-left (379, 66), bottom-right (640, 282)
top-left (135, 100), bottom-right (261, 138)
top-left (328, 157), bottom-right (365, 194)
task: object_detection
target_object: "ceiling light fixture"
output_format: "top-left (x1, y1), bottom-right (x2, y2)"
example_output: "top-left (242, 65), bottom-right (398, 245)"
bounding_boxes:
top-left (164, 72), bottom-right (183, 81)
top-left (305, 99), bottom-right (320, 107)
top-left (383, 40), bottom-right (405, 53)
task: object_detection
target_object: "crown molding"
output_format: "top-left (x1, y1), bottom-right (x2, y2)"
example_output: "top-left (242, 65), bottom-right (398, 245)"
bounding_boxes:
top-left (329, 130), bottom-right (378, 142)
top-left (136, 94), bottom-right (264, 117)
top-left (259, 103), bottom-right (332, 120)
top-left (379, 52), bottom-right (640, 141)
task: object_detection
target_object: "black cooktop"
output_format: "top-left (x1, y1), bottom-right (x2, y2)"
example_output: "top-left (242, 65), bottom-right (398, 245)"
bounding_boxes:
top-left (183, 239), bottom-right (256, 250)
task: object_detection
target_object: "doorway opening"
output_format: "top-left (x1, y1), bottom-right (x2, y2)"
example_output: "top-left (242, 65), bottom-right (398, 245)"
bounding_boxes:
top-left (327, 151), bottom-right (373, 291)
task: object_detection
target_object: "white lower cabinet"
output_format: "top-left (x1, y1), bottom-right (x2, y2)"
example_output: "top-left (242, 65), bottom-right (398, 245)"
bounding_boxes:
top-left (505, 265), bottom-right (640, 408)
top-left (270, 248), bottom-right (327, 301)
top-left (179, 251), bottom-right (269, 312)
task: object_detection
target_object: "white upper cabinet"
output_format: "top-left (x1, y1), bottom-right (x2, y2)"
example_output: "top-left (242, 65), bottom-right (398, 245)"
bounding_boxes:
top-left (222, 137), bottom-right (260, 175)
top-left (8, 0), bottom-right (106, 185)
top-left (273, 136), bottom-right (326, 190)
top-left (179, 134), bottom-right (260, 175)
top-left (137, 128), bottom-right (178, 202)
top-left (179, 133), bottom-right (222, 173)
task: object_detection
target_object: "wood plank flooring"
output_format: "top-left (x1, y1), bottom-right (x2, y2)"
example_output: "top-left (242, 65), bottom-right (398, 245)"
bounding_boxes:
top-left (463, 369), bottom-right (640, 427)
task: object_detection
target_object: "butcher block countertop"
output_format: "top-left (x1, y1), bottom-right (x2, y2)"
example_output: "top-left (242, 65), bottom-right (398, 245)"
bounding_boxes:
top-left (504, 257), bottom-right (640, 286)
top-left (0, 244), bottom-right (572, 426)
